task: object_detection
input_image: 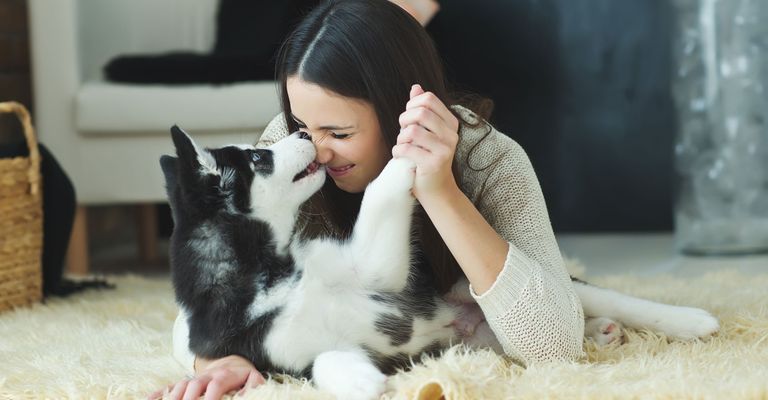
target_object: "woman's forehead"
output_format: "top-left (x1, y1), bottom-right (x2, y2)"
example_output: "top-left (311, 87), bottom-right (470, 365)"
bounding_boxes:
top-left (287, 77), bottom-right (373, 126)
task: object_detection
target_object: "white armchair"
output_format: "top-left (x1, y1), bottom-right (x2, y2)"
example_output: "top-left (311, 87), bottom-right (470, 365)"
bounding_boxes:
top-left (28, 0), bottom-right (281, 273)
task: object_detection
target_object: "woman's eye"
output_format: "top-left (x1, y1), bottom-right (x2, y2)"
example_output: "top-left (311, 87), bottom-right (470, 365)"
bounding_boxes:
top-left (251, 151), bottom-right (261, 162)
top-left (331, 132), bottom-right (350, 139)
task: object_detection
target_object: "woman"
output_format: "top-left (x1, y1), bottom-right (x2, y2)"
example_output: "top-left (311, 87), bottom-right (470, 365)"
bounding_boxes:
top-left (153, 0), bottom-right (583, 398)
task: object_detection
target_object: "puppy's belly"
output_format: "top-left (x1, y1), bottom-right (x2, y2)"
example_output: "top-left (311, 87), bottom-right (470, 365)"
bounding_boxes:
top-left (263, 285), bottom-right (458, 372)
top-left (263, 286), bottom-right (392, 372)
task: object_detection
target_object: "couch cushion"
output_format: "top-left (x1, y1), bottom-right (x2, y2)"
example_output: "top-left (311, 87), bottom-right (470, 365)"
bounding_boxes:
top-left (76, 81), bottom-right (281, 134)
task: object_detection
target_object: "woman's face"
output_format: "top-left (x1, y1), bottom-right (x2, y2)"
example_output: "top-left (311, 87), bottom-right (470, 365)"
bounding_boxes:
top-left (287, 76), bottom-right (390, 193)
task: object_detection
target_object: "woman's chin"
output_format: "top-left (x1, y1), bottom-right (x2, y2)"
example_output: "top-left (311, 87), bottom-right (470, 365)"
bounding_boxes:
top-left (333, 178), bottom-right (365, 194)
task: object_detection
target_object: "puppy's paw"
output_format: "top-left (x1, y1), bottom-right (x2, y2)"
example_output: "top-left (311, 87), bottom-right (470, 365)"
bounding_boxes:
top-left (660, 306), bottom-right (720, 340)
top-left (369, 158), bottom-right (416, 199)
top-left (331, 363), bottom-right (387, 400)
top-left (585, 317), bottom-right (625, 346)
top-left (313, 350), bottom-right (387, 400)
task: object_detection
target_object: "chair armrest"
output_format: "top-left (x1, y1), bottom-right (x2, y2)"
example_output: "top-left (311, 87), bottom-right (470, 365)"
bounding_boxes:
top-left (28, 0), bottom-right (81, 158)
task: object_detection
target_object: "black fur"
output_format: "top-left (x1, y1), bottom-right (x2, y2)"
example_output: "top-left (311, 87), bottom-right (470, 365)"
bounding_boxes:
top-left (162, 126), bottom-right (451, 380)
top-left (163, 127), bottom-right (294, 373)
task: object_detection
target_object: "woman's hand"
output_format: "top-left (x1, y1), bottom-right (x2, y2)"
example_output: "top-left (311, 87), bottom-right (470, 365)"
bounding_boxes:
top-left (389, 0), bottom-right (440, 26)
top-left (147, 355), bottom-right (265, 400)
top-left (393, 84), bottom-right (460, 200)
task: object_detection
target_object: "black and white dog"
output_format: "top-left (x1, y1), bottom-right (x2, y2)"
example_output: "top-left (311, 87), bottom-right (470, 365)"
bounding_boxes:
top-left (161, 126), bottom-right (718, 399)
top-left (161, 126), bottom-right (490, 399)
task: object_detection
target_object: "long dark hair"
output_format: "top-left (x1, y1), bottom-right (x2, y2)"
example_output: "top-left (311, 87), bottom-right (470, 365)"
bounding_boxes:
top-left (275, 0), bottom-right (492, 293)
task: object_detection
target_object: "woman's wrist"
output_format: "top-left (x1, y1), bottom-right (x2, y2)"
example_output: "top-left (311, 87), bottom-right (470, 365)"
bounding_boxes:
top-left (416, 177), bottom-right (462, 208)
top-left (193, 356), bottom-right (211, 373)
top-left (417, 180), bottom-right (507, 295)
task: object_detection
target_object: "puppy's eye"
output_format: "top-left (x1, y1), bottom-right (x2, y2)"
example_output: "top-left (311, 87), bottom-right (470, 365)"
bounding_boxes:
top-left (251, 151), bottom-right (261, 163)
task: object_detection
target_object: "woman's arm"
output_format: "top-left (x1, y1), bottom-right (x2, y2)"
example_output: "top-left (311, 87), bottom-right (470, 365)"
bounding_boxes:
top-left (394, 84), bottom-right (508, 294)
top-left (464, 154), bottom-right (585, 365)
top-left (256, 113), bottom-right (291, 147)
top-left (394, 86), bottom-right (584, 365)
top-left (418, 184), bottom-right (507, 295)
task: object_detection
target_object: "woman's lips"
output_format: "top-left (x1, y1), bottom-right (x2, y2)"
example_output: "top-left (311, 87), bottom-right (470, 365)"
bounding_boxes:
top-left (327, 164), bottom-right (355, 178)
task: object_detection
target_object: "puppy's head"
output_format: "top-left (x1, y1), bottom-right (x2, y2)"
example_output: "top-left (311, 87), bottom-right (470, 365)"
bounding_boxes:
top-left (160, 126), bottom-right (325, 225)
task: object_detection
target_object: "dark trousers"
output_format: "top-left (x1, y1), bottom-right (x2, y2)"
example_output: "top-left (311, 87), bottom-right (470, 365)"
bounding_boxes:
top-left (1, 141), bottom-right (75, 296)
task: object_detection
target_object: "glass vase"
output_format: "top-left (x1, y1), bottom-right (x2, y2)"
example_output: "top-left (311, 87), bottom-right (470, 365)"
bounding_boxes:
top-left (671, 0), bottom-right (768, 255)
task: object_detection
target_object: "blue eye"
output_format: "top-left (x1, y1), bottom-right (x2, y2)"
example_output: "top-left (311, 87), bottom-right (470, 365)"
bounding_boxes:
top-left (251, 151), bottom-right (261, 163)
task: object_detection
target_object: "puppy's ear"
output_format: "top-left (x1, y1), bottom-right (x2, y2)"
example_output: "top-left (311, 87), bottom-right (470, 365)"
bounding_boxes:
top-left (171, 125), bottom-right (204, 170)
top-left (160, 155), bottom-right (180, 222)
top-left (160, 155), bottom-right (178, 188)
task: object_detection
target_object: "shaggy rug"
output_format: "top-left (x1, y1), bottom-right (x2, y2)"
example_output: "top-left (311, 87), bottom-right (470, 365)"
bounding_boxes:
top-left (1, 267), bottom-right (767, 399)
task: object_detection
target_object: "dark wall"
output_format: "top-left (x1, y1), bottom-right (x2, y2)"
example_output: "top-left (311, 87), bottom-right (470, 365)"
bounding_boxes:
top-left (0, 0), bottom-right (33, 145)
top-left (427, 0), bottom-right (675, 232)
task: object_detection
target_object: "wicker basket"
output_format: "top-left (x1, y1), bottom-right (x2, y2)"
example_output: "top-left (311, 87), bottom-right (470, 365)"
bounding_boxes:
top-left (0, 101), bottom-right (43, 313)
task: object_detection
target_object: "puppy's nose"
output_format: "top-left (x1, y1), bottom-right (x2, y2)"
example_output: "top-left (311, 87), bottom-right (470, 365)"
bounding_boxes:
top-left (298, 131), bottom-right (311, 141)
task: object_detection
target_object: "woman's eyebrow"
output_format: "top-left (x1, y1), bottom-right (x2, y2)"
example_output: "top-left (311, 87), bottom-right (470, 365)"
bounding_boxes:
top-left (291, 114), bottom-right (355, 130)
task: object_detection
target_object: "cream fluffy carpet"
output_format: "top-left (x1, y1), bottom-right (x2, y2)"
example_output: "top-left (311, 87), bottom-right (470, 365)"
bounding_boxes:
top-left (1, 267), bottom-right (767, 399)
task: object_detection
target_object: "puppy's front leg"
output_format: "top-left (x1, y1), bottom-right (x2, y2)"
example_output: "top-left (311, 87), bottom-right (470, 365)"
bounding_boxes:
top-left (312, 349), bottom-right (387, 400)
top-left (349, 158), bottom-right (416, 291)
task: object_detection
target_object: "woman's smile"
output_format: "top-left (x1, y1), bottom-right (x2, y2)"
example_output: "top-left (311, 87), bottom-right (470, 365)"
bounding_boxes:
top-left (326, 164), bottom-right (355, 178)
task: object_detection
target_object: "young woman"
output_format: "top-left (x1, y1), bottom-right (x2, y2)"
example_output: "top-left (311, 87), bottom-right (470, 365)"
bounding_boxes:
top-left (153, 0), bottom-right (583, 398)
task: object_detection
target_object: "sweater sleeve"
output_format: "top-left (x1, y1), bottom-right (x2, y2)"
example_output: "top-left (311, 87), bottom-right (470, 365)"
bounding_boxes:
top-left (256, 113), bottom-right (290, 147)
top-left (466, 134), bottom-right (585, 366)
top-left (172, 309), bottom-right (196, 373)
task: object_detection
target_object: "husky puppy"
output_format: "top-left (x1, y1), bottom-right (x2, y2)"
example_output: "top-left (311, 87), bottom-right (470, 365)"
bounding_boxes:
top-left (161, 126), bottom-right (486, 399)
top-left (161, 126), bottom-right (719, 399)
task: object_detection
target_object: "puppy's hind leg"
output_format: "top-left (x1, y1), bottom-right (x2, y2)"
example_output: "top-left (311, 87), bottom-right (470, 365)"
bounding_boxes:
top-left (574, 280), bottom-right (719, 340)
top-left (312, 349), bottom-right (387, 400)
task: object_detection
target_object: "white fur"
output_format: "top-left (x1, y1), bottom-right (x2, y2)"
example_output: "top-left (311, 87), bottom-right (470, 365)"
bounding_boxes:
top-left (312, 350), bottom-right (387, 400)
top-left (574, 282), bottom-right (720, 340)
top-left (247, 133), bottom-right (326, 254)
top-left (259, 158), bottom-right (458, 400)
top-left (188, 223), bottom-right (235, 285)
top-left (585, 317), bottom-right (624, 346)
top-left (246, 276), bottom-right (298, 322)
top-left (196, 146), bottom-right (220, 177)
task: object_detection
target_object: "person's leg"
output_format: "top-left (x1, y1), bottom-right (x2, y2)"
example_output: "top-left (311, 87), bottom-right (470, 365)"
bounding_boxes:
top-left (35, 143), bottom-right (114, 296)
top-left (38, 143), bottom-right (75, 296)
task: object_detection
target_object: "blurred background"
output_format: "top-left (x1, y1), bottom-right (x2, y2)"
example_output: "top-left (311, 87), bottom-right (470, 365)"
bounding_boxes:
top-left (1, 0), bottom-right (765, 279)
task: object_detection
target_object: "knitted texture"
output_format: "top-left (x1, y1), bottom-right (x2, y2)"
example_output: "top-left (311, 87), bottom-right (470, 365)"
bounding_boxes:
top-left (252, 106), bottom-right (585, 366)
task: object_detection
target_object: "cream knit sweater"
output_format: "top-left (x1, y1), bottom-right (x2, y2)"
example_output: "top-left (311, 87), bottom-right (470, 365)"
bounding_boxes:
top-left (172, 106), bottom-right (585, 371)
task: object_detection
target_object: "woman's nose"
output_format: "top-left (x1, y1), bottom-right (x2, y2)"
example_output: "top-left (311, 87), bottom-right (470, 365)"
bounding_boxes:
top-left (314, 140), bottom-right (333, 164)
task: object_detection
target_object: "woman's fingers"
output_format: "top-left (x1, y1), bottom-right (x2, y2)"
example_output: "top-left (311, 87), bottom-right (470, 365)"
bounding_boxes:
top-left (393, 141), bottom-right (432, 163)
top-left (167, 379), bottom-right (190, 400)
top-left (397, 124), bottom-right (446, 153)
top-left (245, 369), bottom-right (266, 387)
top-left (406, 85), bottom-right (458, 131)
top-left (202, 376), bottom-right (236, 400)
top-left (147, 384), bottom-right (173, 400)
top-left (410, 83), bottom-right (425, 99)
top-left (398, 106), bottom-right (443, 135)
top-left (236, 369), bottom-right (267, 397)
top-left (182, 375), bottom-right (212, 400)
top-left (398, 124), bottom-right (454, 163)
